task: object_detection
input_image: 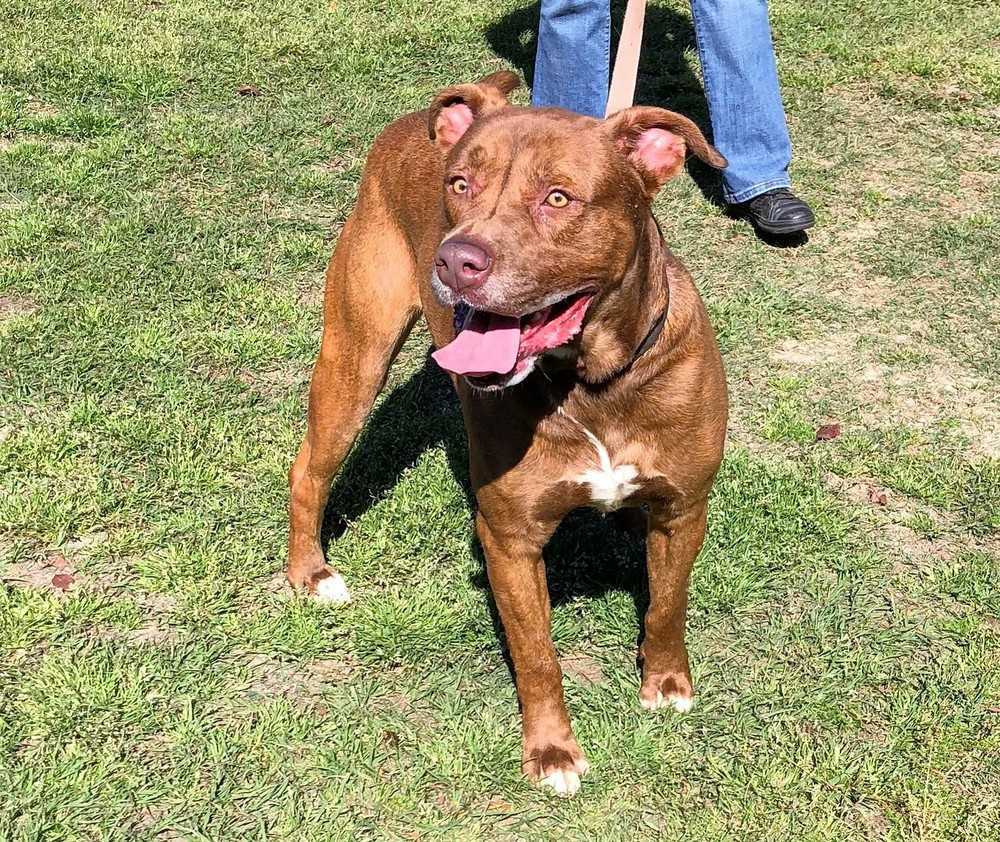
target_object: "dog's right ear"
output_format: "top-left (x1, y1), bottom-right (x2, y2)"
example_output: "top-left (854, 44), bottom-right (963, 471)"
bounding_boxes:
top-left (428, 70), bottom-right (521, 152)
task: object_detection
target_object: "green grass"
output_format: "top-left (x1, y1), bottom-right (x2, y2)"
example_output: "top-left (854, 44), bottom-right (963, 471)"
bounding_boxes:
top-left (2, 0), bottom-right (999, 838)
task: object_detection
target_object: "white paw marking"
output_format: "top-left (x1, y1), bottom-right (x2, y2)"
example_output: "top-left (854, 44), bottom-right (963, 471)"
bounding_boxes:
top-left (640, 690), bottom-right (694, 713)
top-left (639, 691), bottom-right (662, 710)
top-left (540, 769), bottom-right (581, 797)
top-left (560, 409), bottom-right (641, 511)
top-left (670, 694), bottom-right (694, 713)
top-left (315, 573), bottom-right (351, 605)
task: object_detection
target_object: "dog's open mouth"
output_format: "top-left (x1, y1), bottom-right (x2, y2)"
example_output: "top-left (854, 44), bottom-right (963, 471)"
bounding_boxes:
top-left (432, 290), bottom-right (594, 387)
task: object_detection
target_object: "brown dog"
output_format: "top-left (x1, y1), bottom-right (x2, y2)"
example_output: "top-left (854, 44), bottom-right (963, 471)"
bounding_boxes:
top-left (287, 71), bottom-right (728, 796)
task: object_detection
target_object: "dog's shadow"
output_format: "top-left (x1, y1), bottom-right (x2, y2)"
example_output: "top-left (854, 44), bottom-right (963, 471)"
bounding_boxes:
top-left (320, 353), bottom-right (650, 655)
top-left (485, 0), bottom-right (725, 206)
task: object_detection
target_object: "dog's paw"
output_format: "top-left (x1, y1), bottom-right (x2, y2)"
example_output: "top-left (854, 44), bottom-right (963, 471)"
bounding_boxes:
top-left (639, 690), bottom-right (693, 713)
top-left (313, 569), bottom-right (352, 605)
top-left (287, 556), bottom-right (352, 605)
top-left (639, 671), bottom-right (693, 713)
top-left (540, 766), bottom-right (584, 797)
top-left (524, 739), bottom-right (589, 797)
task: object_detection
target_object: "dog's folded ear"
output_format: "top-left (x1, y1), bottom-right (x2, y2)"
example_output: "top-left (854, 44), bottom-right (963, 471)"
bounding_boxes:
top-left (428, 70), bottom-right (522, 152)
top-left (604, 106), bottom-right (727, 196)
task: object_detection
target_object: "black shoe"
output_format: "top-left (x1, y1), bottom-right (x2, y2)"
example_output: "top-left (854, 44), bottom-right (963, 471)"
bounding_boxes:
top-left (739, 188), bottom-right (815, 236)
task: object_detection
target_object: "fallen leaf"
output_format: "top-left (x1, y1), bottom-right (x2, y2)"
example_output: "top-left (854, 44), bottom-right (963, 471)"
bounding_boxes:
top-left (815, 423), bottom-right (842, 442)
top-left (237, 84), bottom-right (261, 97)
top-left (941, 84), bottom-right (973, 102)
top-left (867, 487), bottom-right (888, 506)
top-left (51, 573), bottom-right (75, 591)
top-left (430, 786), bottom-right (454, 812)
top-left (483, 796), bottom-right (513, 812)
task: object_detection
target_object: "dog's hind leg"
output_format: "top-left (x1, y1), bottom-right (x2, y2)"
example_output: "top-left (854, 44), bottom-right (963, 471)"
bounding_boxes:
top-left (287, 207), bottom-right (421, 602)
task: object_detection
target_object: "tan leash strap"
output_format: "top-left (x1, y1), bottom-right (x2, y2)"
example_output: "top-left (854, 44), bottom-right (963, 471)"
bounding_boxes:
top-left (605, 0), bottom-right (648, 116)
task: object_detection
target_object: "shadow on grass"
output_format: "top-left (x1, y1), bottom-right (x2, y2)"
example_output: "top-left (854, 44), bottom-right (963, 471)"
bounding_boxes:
top-left (320, 353), bottom-right (650, 664)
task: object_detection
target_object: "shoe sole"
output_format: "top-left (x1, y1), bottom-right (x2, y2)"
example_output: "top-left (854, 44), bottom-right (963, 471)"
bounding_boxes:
top-left (750, 216), bottom-right (816, 236)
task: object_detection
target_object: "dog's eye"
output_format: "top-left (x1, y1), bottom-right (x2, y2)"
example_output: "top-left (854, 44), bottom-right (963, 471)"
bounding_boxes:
top-left (450, 177), bottom-right (469, 195)
top-left (545, 190), bottom-right (570, 208)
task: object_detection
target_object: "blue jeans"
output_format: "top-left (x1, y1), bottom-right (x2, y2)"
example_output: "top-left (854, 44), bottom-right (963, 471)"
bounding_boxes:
top-left (532, 0), bottom-right (792, 203)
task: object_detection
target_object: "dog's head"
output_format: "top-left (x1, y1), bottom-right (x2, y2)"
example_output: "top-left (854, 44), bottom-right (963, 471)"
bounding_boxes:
top-left (427, 72), bottom-right (726, 391)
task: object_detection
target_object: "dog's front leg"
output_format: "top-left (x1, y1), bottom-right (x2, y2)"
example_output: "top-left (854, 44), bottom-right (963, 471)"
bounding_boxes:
top-left (638, 499), bottom-right (708, 713)
top-left (476, 512), bottom-right (588, 796)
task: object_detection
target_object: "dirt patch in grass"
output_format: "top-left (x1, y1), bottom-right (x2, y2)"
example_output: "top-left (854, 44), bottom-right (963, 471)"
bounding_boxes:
top-left (0, 294), bottom-right (39, 321)
top-left (956, 170), bottom-right (998, 210)
top-left (378, 689), bottom-right (439, 732)
top-left (560, 653), bottom-right (606, 687)
top-left (93, 618), bottom-right (179, 646)
top-left (64, 530), bottom-right (110, 555)
top-left (826, 473), bottom-right (997, 572)
top-left (268, 200), bottom-right (344, 232)
top-left (236, 364), bottom-right (309, 397)
top-left (113, 591), bottom-right (179, 645)
top-left (25, 99), bottom-right (59, 118)
top-left (772, 331), bottom-right (859, 367)
top-left (2, 552), bottom-right (84, 595)
top-left (769, 328), bottom-right (1000, 458)
top-left (123, 623), bottom-right (178, 645)
top-left (0, 532), bottom-right (184, 635)
top-left (313, 154), bottom-right (362, 175)
top-left (195, 363), bottom-right (310, 400)
top-left (141, 591), bottom-right (178, 614)
top-left (882, 522), bottom-right (956, 574)
top-left (856, 358), bottom-right (1000, 458)
top-left (799, 86), bottom-right (994, 312)
top-left (839, 478), bottom-right (893, 509)
top-left (295, 275), bottom-right (326, 312)
top-left (234, 652), bottom-right (354, 702)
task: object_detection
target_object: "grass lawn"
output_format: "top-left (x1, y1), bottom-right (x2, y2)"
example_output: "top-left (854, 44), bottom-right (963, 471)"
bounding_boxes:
top-left (2, 0), bottom-right (999, 838)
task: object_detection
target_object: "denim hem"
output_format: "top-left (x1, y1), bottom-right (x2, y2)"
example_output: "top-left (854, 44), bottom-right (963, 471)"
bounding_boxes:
top-left (690, 5), bottom-right (716, 135)
top-left (724, 176), bottom-right (792, 205)
top-left (598, 7), bottom-right (610, 115)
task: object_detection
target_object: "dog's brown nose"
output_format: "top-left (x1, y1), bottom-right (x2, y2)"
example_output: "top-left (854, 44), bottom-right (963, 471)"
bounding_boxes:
top-left (435, 238), bottom-right (493, 292)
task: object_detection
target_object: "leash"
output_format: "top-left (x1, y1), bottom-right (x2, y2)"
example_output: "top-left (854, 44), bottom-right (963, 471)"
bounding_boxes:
top-left (607, 1), bottom-right (665, 367)
top-left (605, 0), bottom-right (648, 116)
top-left (544, 2), bottom-right (664, 383)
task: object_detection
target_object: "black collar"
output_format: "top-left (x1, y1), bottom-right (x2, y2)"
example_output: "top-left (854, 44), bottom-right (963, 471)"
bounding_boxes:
top-left (537, 306), bottom-right (668, 384)
top-left (627, 307), bottom-right (667, 369)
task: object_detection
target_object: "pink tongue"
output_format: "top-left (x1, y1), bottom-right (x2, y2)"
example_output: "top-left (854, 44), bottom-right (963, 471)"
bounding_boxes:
top-left (431, 313), bottom-right (520, 376)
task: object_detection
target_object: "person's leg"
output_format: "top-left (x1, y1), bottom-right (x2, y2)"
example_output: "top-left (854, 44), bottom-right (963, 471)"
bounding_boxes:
top-left (689, 0), bottom-right (791, 203)
top-left (533, 0), bottom-right (610, 117)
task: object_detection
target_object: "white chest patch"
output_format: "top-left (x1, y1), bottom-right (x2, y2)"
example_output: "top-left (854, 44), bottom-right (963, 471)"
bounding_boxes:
top-left (561, 409), bottom-right (640, 511)
top-left (578, 462), bottom-right (640, 511)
